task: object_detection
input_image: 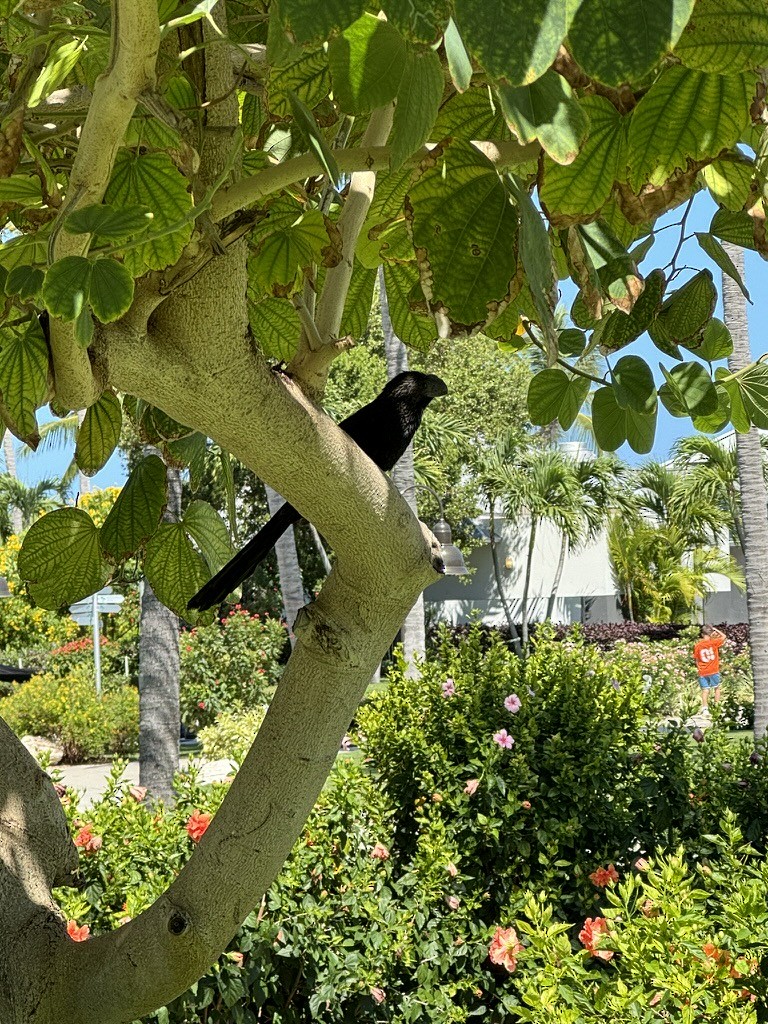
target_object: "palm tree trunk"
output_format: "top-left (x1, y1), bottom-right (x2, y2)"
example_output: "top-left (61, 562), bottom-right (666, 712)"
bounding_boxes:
top-left (309, 523), bottom-right (332, 575)
top-left (546, 534), bottom-right (568, 621)
top-left (76, 409), bottom-right (91, 496)
top-left (2, 431), bottom-right (22, 535)
top-left (722, 241), bottom-right (768, 739)
top-left (489, 498), bottom-right (523, 656)
top-left (264, 483), bottom-right (306, 647)
top-left (138, 461), bottom-right (181, 804)
top-left (521, 518), bottom-right (537, 650)
top-left (381, 268), bottom-right (425, 674)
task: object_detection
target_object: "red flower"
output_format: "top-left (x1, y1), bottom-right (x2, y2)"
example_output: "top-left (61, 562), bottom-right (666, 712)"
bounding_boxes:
top-left (579, 917), bottom-right (614, 960)
top-left (73, 824), bottom-right (102, 854)
top-left (67, 920), bottom-right (90, 942)
top-left (488, 926), bottom-right (524, 973)
top-left (186, 810), bottom-right (212, 842)
top-left (589, 864), bottom-right (619, 887)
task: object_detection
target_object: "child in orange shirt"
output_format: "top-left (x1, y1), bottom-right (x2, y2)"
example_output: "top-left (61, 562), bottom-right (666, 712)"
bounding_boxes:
top-left (693, 625), bottom-right (726, 712)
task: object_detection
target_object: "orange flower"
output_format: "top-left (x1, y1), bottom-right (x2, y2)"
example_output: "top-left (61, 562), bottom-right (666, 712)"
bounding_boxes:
top-left (370, 842), bottom-right (390, 860)
top-left (463, 778), bottom-right (480, 796)
top-left (370, 987), bottom-right (386, 1004)
top-left (73, 824), bottom-right (102, 854)
top-left (579, 917), bottom-right (614, 960)
top-left (67, 920), bottom-right (90, 942)
top-left (186, 810), bottom-right (212, 842)
top-left (229, 952), bottom-right (245, 967)
top-left (488, 926), bottom-right (524, 973)
top-left (589, 864), bottom-right (619, 887)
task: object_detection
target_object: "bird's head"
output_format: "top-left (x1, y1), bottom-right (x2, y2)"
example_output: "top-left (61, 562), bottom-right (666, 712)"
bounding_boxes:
top-left (384, 371), bottom-right (448, 404)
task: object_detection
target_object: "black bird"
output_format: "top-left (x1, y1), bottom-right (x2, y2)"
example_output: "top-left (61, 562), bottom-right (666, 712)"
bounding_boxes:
top-left (187, 370), bottom-right (448, 611)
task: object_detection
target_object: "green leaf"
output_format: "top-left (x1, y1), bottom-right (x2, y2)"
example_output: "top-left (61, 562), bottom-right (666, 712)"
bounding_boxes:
top-left (674, 0), bottom-right (768, 73)
top-left (508, 177), bottom-right (556, 344)
top-left (6, 265), bottom-right (44, 301)
top-left (104, 150), bottom-right (194, 275)
top-left (716, 367), bottom-right (750, 431)
top-left (270, 49), bottom-right (331, 119)
top-left (599, 268), bottom-right (666, 354)
top-left (242, 93), bottom-right (265, 144)
top-left (0, 319), bottom-right (50, 446)
top-left (432, 87), bottom-right (510, 141)
top-left (382, 262), bottom-right (437, 351)
top-left (628, 67), bottom-right (753, 190)
top-left (74, 307), bottom-right (94, 349)
top-left (574, 219), bottom-right (643, 313)
top-left (43, 256), bottom-right (91, 322)
top-left (710, 208), bottom-right (764, 253)
top-left (692, 382), bottom-right (731, 433)
top-left (183, 500), bottom-right (234, 574)
top-left (700, 157), bottom-right (755, 211)
top-left (696, 318), bottom-right (733, 362)
top-left (592, 386), bottom-right (627, 451)
top-left (734, 363), bottom-right (768, 428)
top-left (625, 404), bottom-right (657, 454)
top-left (0, 175), bottom-right (43, 206)
top-left (527, 368), bottom-right (589, 429)
top-left (454, 0), bottom-right (576, 86)
top-left (279, 0), bottom-right (366, 44)
top-left (659, 361), bottom-right (718, 417)
top-left (144, 522), bottom-right (211, 621)
top-left (89, 259), bottom-right (135, 323)
top-left (382, 0), bottom-right (452, 43)
top-left (654, 270), bottom-right (716, 342)
top-left (249, 297), bottom-right (302, 362)
top-left (250, 199), bottom-right (333, 293)
top-left (569, 0), bottom-right (695, 87)
top-left (495, 71), bottom-right (589, 166)
top-left (18, 508), bottom-right (109, 609)
top-left (28, 38), bottom-right (87, 108)
top-left (328, 15), bottom-right (406, 114)
top-left (443, 18), bottom-right (473, 92)
top-left (406, 141), bottom-right (518, 329)
top-left (540, 96), bottom-right (626, 222)
top-left (558, 328), bottom-right (586, 357)
top-left (611, 355), bottom-right (656, 413)
top-left (64, 203), bottom-right (154, 240)
top-left (391, 49), bottom-right (444, 171)
top-left (340, 260), bottom-right (377, 339)
top-left (101, 455), bottom-right (167, 562)
top-left (75, 391), bottom-right (123, 477)
top-left (695, 232), bottom-right (751, 301)
top-left (287, 89), bottom-right (341, 186)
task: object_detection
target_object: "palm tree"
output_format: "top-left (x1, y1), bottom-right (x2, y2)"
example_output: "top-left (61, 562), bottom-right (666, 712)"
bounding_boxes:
top-left (0, 475), bottom-right (68, 532)
top-left (721, 241), bottom-right (768, 739)
top-left (18, 411), bottom-right (91, 496)
top-left (671, 435), bottom-right (751, 554)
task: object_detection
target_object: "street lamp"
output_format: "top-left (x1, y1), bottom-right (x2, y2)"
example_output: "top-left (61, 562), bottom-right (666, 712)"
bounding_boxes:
top-left (411, 484), bottom-right (468, 576)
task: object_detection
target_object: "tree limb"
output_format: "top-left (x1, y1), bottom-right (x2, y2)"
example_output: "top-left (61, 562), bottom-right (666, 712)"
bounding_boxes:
top-left (48, 0), bottom-right (160, 410)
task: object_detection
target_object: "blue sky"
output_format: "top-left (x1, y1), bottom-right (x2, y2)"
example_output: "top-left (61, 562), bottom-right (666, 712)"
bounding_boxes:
top-left (10, 191), bottom-right (767, 489)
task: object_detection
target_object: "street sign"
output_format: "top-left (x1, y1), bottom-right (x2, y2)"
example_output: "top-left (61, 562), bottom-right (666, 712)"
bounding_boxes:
top-left (68, 587), bottom-right (125, 696)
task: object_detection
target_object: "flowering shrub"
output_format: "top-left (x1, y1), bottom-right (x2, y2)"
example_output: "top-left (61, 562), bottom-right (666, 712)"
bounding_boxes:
top-left (0, 666), bottom-right (138, 760)
top-left (179, 608), bottom-right (286, 729)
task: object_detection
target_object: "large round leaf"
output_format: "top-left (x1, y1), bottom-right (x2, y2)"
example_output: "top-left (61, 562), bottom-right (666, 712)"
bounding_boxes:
top-left (89, 259), bottom-right (135, 323)
top-left (654, 270), bottom-right (716, 343)
top-left (76, 390), bottom-right (123, 477)
top-left (101, 454), bottom-right (167, 562)
top-left (328, 15), bottom-right (406, 114)
top-left (734, 363), bottom-right (768, 429)
top-left (599, 268), bottom-right (666, 354)
top-left (18, 507), bottom-right (110, 609)
top-left (674, 0), bottom-right (768, 73)
top-left (42, 255), bottom-right (91, 322)
top-left (592, 386), bottom-right (627, 451)
top-left (689, 318), bottom-right (733, 363)
top-left (145, 522), bottom-right (211, 622)
top-left (527, 368), bottom-right (590, 429)
top-left (0, 318), bottom-right (50, 446)
top-left (495, 71), bottom-right (589, 166)
top-left (659, 361), bottom-right (719, 417)
top-left (611, 355), bottom-right (657, 414)
top-left (183, 500), bottom-right (234, 575)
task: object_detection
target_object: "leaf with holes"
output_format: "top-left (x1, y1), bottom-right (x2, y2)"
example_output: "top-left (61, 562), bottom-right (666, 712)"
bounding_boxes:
top-left (0, 318), bottom-right (50, 446)
top-left (183, 500), bottom-right (234, 575)
top-left (76, 391), bottom-right (123, 477)
top-left (329, 14), bottom-right (406, 114)
top-left (569, 0), bottom-right (694, 87)
top-left (612, 355), bottom-right (657, 414)
top-left (89, 259), bottom-right (135, 323)
top-left (540, 96), bottom-right (626, 223)
top-left (628, 66), bottom-right (753, 191)
top-left (18, 508), bottom-right (109, 609)
top-left (495, 71), bottom-right (589, 166)
top-left (454, 0), bottom-right (575, 86)
top-left (101, 454), bottom-right (167, 563)
top-left (42, 256), bottom-right (91, 322)
top-left (104, 151), bottom-right (193, 275)
top-left (406, 141), bottom-right (518, 329)
top-left (391, 48), bottom-right (444, 171)
top-left (145, 522), bottom-right (212, 622)
top-left (674, 0), bottom-right (768, 73)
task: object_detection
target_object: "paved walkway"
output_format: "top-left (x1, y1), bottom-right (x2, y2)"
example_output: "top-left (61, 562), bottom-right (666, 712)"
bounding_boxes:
top-left (57, 757), bottom-right (236, 807)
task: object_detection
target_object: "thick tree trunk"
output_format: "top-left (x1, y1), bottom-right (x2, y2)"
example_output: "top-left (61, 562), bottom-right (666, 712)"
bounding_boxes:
top-left (381, 269), bottom-right (425, 673)
top-left (521, 519), bottom-right (537, 650)
top-left (2, 430), bottom-right (22, 534)
top-left (138, 462), bottom-right (181, 803)
top-left (722, 242), bottom-right (768, 740)
top-left (546, 534), bottom-right (568, 621)
top-left (489, 499), bottom-right (523, 656)
top-left (264, 482), bottom-right (306, 646)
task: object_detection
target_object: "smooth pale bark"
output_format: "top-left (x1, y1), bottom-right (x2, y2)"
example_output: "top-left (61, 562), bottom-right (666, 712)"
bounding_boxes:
top-left (521, 519), bottom-right (538, 650)
top-left (3, 430), bottom-right (22, 534)
top-left (546, 534), bottom-right (568, 621)
top-left (489, 500), bottom-right (523, 656)
top-left (381, 270), bottom-right (425, 673)
top-left (721, 242), bottom-right (768, 739)
top-left (264, 482), bottom-right (306, 646)
top-left (76, 409), bottom-right (91, 495)
top-left (138, 463), bottom-right (181, 804)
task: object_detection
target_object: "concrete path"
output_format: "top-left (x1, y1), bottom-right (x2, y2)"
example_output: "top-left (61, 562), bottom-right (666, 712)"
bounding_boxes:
top-left (56, 757), bottom-right (237, 807)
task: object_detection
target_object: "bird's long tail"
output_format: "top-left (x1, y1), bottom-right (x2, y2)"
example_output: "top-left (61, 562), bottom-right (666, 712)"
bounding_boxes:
top-left (187, 502), bottom-right (300, 611)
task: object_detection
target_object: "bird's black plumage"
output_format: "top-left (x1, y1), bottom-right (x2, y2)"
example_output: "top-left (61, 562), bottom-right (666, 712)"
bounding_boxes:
top-left (187, 371), bottom-right (448, 611)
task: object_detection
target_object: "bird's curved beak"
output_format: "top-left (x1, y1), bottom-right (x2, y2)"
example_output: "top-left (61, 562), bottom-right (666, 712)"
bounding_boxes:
top-left (427, 375), bottom-right (448, 398)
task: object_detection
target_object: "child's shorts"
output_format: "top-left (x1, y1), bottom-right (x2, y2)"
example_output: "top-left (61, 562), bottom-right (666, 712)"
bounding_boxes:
top-left (698, 673), bottom-right (721, 689)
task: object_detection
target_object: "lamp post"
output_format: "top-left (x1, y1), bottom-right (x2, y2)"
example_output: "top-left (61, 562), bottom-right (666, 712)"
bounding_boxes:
top-left (411, 483), bottom-right (469, 577)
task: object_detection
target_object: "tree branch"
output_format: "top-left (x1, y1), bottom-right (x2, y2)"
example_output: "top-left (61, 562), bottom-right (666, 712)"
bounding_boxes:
top-left (211, 138), bottom-right (540, 225)
top-left (48, 0), bottom-right (160, 409)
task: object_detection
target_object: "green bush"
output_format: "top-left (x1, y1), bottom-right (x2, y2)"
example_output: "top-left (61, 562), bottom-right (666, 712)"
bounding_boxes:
top-left (197, 707), bottom-right (267, 763)
top-left (179, 608), bottom-right (286, 729)
top-left (0, 666), bottom-right (138, 761)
